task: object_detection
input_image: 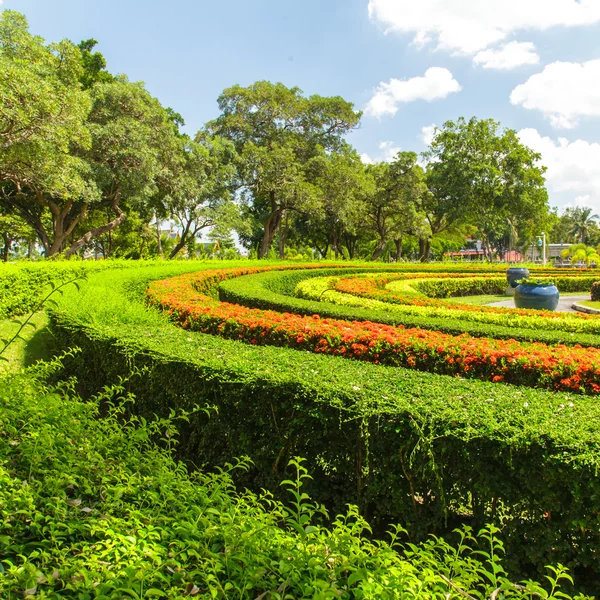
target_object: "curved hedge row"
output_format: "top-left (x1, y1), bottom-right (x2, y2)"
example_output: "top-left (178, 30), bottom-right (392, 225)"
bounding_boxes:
top-left (148, 267), bottom-right (600, 394)
top-left (45, 262), bottom-right (600, 591)
top-left (8, 367), bottom-right (570, 599)
top-left (292, 274), bottom-right (600, 335)
top-left (218, 269), bottom-right (600, 347)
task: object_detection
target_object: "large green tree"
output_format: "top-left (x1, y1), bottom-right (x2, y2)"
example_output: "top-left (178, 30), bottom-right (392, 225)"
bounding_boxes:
top-left (207, 81), bottom-right (361, 257)
top-left (362, 152), bottom-right (428, 260)
top-left (0, 11), bottom-right (181, 257)
top-left (63, 78), bottom-right (182, 258)
top-left (424, 117), bottom-right (549, 261)
top-left (158, 133), bottom-right (238, 259)
top-left (0, 10), bottom-right (93, 256)
top-left (301, 147), bottom-right (372, 259)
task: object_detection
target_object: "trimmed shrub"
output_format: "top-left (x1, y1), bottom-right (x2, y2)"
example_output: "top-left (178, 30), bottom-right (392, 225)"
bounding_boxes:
top-left (8, 367), bottom-right (585, 598)
top-left (45, 264), bottom-right (600, 589)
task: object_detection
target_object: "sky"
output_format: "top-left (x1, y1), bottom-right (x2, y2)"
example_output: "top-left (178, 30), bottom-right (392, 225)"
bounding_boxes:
top-left (3, 0), bottom-right (600, 215)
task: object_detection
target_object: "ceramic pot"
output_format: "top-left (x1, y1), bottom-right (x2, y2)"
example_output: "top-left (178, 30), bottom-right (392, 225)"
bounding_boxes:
top-left (514, 283), bottom-right (559, 311)
top-left (506, 267), bottom-right (530, 289)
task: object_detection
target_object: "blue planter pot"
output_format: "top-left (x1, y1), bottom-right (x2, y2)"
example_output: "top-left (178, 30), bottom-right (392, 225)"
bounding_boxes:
top-left (507, 267), bottom-right (530, 288)
top-left (514, 284), bottom-right (559, 311)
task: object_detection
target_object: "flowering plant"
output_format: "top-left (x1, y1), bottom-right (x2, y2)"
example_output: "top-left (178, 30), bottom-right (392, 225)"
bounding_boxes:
top-left (147, 266), bottom-right (600, 395)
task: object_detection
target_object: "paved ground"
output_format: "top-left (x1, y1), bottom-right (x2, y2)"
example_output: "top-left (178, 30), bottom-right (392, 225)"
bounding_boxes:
top-left (487, 294), bottom-right (589, 313)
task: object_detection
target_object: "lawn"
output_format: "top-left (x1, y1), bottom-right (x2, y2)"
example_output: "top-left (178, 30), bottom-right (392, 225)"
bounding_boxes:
top-left (0, 312), bottom-right (52, 374)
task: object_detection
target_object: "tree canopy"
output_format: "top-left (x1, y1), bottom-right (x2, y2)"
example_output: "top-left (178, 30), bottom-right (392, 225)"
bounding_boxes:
top-left (0, 10), bottom-right (569, 263)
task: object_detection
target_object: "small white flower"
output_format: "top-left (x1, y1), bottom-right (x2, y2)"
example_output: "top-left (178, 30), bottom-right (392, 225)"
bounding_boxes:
top-left (352, 385), bottom-right (361, 391)
top-left (569, 402), bottom-right (575, 408)
top-left (523, 402), bottom-right (529, 408)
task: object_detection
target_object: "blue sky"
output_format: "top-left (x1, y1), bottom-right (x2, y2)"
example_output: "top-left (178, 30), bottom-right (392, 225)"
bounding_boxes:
top-left (3, 0), bottom-right (600, 213)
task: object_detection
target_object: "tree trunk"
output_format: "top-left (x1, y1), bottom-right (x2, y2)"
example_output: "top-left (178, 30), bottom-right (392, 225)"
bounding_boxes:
top-left (418, 238), bottom-right (431, 262)
top-left (371, 238), bottom-right (386, 261)
top-left (394, 236), bottom-right (403, 261)
top-left (156, 213), bottom-right (162, 256)
top-left (169, 222), bottom-right (192, 259)
top-left (314, 242), bottom-right (327, 259)
top-left (278, 210), bottom-right (288, 260)
top-left (331, 229), bottom-right (340, 259)
top-left (65, 198), bottom-right (126, 259)
top-left (259, 194), bottom-right (282, 258)
top-left (2, 233), bottom-right (10, 262)
top-left (344, 235), bottom-right (357, 260)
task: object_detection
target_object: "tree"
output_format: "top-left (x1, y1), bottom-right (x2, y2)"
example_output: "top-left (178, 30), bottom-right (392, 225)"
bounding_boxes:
top-left (159, 134), bottom-right (237, 259)
top-left (63, 78), bottom-right (182, 258)
top-left (0, 12), bottom-right (182, 257)
top-left (207, 81), bottom-right (361, 257)
top-left (561, 243), bottom-right (600, 267)
top-left (0, 209), bottom-right (35, 261)
top-left (361, 152), bottom-right (427, 260)
top-left (0, 10), bottom-right (93, 256)
top-left (302, 147), bottom-right (372, 259)
top-left (424, 117), bottom-right (549, 262)
top-left (568, 207), bottom-right (599, 245)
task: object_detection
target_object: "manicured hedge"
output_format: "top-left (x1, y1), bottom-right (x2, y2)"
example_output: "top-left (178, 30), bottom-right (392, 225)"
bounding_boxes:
top-left (412, 275), bottom-right (596, 298)
top-left (295, 274), bottom-right (600, 336)
top-left (0, 263), bottom-right (86, 319)
top-left (152, 268), bottom-right (600, 394)
top-left (218, 269), bottom-right (600, 346)
top-left (8, 368), bottom-right (574, 598)
top-left (47, 264), bottom-right (600, 590)
top-left (0, 259), bottom-right (176, 319)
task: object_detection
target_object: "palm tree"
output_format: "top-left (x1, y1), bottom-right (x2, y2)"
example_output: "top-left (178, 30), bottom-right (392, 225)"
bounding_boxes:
top-left (569, 207), bottom-right (599, 244)
top-left (561, 243), bottom-right (600, 267)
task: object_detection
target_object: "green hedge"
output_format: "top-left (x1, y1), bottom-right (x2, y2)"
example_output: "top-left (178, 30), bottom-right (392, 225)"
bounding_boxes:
top-left (218, 269), bottom-right (600, 346)
top-left (46, 264), bottom-right (600, 591)
top-left (0, 259), bottom-right (168, 319)
top-left (7, 368), bottom-right (574, 598)
top-left (0, 263), bottom-right (85, 319)
top-left (414, 276), bottom-right (597, 298)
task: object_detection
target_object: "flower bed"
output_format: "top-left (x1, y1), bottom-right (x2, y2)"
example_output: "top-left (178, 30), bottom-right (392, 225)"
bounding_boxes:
top-left (147, 267), bottom-right (600, 394)
top-left (290, 274), bottom-right (600, 335)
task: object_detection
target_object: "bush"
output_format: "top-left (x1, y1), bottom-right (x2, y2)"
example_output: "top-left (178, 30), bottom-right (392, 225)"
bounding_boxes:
top-left (46, 263), bottom-right (600, 590)
top-left (8, 366), bottom-right (587, 598)
top-left (591, 281), bottom-right (600, 301)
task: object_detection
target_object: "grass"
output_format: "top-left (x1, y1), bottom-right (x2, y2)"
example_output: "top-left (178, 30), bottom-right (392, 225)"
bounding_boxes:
top-left (0, 312), bottom-right (53, 375)
top-left (578, 300), bottom-right (600, 310)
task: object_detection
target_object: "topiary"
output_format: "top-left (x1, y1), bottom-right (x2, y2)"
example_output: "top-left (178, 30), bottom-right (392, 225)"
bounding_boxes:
top-left (590, 281), bottom-right (600, 301)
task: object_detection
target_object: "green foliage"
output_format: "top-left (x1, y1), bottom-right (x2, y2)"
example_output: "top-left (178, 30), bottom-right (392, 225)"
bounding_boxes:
top-left (561, 244), bottom-right (600, 267)
top-left (424, 117), bottom-right (549, 261)
top-left (2, 364), bottom-right (591, 598)
top-left (207, 81), bottom-right (361, 258)
top-left (37, 262), bottom-right (600, 591)
top-left (219, 268), bottom-right (600, 346)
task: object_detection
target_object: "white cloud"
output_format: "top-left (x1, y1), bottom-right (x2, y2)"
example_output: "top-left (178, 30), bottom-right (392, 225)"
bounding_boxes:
top-left (368, 0), bottom-right (600, 56)
top-left (517, 128), bottom-right (600, 212)
top-left (510, 59), bottom-right (600, 128)
top-left (421, 124), bottom-right (437, 146)
top-left (361, 141), bottom-right (402, 164)
top-left (365, 67), bottom-right (461, 118)
top-left (574, 195), bottom-right (593, 208)
top-left (473, 41), bottom-right (540, 70)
